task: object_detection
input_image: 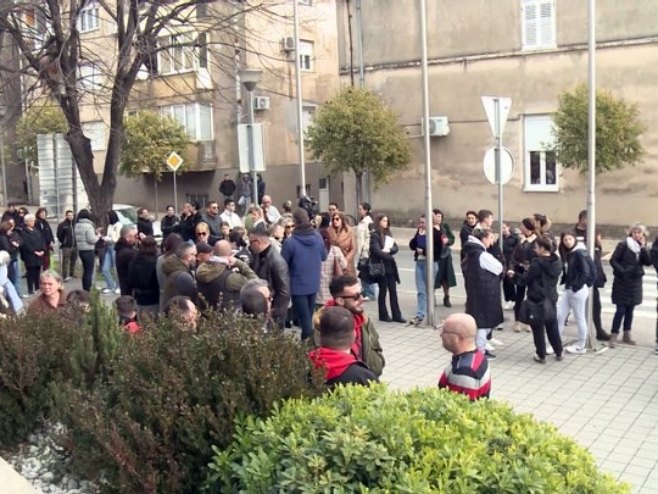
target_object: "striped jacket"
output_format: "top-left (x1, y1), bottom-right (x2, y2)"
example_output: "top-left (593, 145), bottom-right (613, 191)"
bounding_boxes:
top-left (438, 349), bottom-right (491, 401)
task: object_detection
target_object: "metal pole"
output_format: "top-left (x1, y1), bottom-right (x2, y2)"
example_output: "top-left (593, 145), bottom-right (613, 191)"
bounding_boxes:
top-left (53, 135), bottom-right (60, 220)
top-left (419, 0), bottom-right (434, 327)
top-left (495, 98), bottom-right (504, 254)
top-left (586, 0), bottom-right (598, 351)
top-left (173, 172), bottom-right (178, 215)
top-left (293, 0), bottom-right (307, 197)
top-left (0, 130), bottom-right (6, 206)
top-left (247, 89), bottom-right (258, 205)
top-left (355, 0), bottom-right (370, 204)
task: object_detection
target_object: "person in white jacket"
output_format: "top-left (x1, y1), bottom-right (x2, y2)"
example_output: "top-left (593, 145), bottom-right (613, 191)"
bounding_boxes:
top-left (101, 210), bottom-right (122, 294)
top-left (356, 202), bottom-right (376, 299)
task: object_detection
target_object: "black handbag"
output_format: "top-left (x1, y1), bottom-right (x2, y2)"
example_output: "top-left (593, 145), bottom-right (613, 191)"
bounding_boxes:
top-left (367, 259), bottom-right (385, 279)
top-left (518, 299), bottom-right (544, 325)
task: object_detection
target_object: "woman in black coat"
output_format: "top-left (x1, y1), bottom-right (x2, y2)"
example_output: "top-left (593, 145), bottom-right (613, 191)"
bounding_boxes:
top-left (127, 236), bottom-right (160, 319)
top-left (516, 234), bottom-right (563, 363)
top-left (0, 220), bottom-right (22, 296)
top-left (369, 214), bottom-right (405, 323)
top-left (609, 223), bottom-right (651, 347)
top-left (19, 214), bottom-right (46, 295)
top-left (35, 207), bottom-right (54, 270)
top-left (432, 209), bottom-right (456, 307)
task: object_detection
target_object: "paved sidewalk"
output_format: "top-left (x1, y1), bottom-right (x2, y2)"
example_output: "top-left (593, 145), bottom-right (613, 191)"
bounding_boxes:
top-left (371, 304), bottom-right (658, 494)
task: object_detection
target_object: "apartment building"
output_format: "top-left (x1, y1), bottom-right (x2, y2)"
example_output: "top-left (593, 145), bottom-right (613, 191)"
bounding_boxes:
top-left (336, 0), bottom-right (658, 225)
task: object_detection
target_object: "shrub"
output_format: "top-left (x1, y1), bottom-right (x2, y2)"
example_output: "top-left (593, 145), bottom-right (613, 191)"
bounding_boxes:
top-left (208, 385), bottom-right (629, 493)
top-left (0, 293), bottom-right (119, 447)
top-left (61, 310), bottom-right (324, 494)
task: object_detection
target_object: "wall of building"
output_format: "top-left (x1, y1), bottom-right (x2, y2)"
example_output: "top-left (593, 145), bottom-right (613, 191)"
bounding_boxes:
top-left (337, 0), bottom-right (658, 226)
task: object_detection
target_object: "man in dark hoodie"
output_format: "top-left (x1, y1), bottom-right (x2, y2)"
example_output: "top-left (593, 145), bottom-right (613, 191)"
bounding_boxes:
top-left (309, 306), bottom-right (378, 389)
top-left (281, 208), bottom-right (327, 340)
top-left (196, 240), bottom-right (257, 311)
top-left (115, 225), bottom-right (138, 296)
top-left (161, 243), bottom-right (198, 307)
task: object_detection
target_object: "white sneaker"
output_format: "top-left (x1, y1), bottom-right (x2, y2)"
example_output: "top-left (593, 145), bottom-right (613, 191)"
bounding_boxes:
top-left (114, 288), bottom-right (121, 295)
top-left (546, 345), bottom-right (554, 355)
top-left (504, 301), bottom-right (514, 311)
top-left (490, 337), bottom-right (504, 346)
top-left (565, 344), bottom-right (586, 355)
top-left (485, 342), bottom-right (496, 352)
top-left (101, 288), bottom-right (113, 294)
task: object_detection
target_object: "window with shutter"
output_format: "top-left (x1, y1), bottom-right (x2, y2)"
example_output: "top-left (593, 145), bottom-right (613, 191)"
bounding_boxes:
top-left (523, 115), bottom-right (558, 192)
top-left (522, 0), bottom-right (555, 50)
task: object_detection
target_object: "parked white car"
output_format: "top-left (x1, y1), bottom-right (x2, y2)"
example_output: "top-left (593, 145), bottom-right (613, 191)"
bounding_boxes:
top-left (113, 204), bottom-right (162, 243)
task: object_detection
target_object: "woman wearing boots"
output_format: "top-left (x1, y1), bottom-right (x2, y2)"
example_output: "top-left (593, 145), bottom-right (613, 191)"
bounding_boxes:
top-left (370, 214), bottom-right (405, 323)
top-left (609, 223), bottom-right (651, 347)
top-left (432, 209), bottom-right (456, 307)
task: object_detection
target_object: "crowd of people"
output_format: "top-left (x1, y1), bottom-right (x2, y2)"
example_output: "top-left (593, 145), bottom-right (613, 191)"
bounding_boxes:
top-left (3, 188), bottom-right (658, 401)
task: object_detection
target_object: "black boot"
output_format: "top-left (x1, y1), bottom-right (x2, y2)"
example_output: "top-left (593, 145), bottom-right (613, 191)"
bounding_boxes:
top-left (596, 330), bottom-right (611, 341)
top-left (443, 295), bottom-right (451, 308)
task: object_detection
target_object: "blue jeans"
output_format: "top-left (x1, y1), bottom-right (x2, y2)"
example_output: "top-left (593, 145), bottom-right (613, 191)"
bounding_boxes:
top-left (292, 293), bottom-right (317, 340)
top-left (362, 281), bottom-right (377, 299)
top-left (101, 248), bottom-right (117, 290)
top-left (9, 259), bottom-right (21, 297)
top-left (414, 259), bottom-right (438, 320)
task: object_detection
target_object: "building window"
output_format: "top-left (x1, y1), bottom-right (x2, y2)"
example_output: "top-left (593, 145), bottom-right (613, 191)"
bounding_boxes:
top-left (522, 0), bottom-right (555, 50)
top-left (78, 1), bottom-right (100, 33)
top-left (524, 115), bottom-right (558, 192)
top-left (78, 63), bottom-right (103, 91)
top-left (159, 32), bottom-right (197, 74)
top-left (302, 104), bottom-right (317, 135)
top-left (161, 103), bottom-right (213, 141)
top-left (298, 40), bottom-right (314, 72)
top-left (82, 121), bottom-right (106, 151)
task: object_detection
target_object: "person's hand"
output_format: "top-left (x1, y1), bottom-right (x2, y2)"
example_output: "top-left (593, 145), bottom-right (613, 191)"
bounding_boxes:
top-left (226, 256), bottom-right (237, 267)
top-left (506, 269), bottom-right (515, 278)
top-left (416, 248), bottom-right (423, 255)
top-left (138, 232), bottom-right (146, 240)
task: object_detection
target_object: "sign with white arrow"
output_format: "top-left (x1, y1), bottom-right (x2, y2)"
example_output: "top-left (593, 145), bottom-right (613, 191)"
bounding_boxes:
top-left (481, 96), bottom-right (512, 137)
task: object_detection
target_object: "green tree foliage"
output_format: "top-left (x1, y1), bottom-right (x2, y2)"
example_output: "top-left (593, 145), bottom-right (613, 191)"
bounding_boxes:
top-left (306, 87), bottom-right (411, 202)
top-left (119, 111), bottom-right (192, 181)
top-left (552, 84), bottom-right (645, 173)
top-left (208, 384), bottom-right (629, 493)
top-left (15, 103), bottom-right (68, 167)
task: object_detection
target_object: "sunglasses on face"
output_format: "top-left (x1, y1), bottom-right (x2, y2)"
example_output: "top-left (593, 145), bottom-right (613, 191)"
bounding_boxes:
top-left (338, 293), bottom-right (363, 301)
top-left (197, 232), bottom-right (208, 236)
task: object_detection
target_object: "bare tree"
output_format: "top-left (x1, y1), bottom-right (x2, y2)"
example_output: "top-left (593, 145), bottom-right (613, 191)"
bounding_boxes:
top-left (0, 0), bottom-right (288, 223)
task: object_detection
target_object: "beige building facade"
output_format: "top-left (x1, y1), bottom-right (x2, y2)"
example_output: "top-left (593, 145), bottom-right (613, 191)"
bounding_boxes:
top-left (336, 0), bottom-right (658, 226)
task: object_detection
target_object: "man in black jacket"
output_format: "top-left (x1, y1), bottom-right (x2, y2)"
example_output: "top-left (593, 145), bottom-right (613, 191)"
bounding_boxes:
top-left (137, 208), bottom-right (154, 238)
top-left (248, 225), bottom-right (290, 328)
top-left (56, 210), bottom-right (77, 281)
top-left (160, 205), bottom-right (179, 241)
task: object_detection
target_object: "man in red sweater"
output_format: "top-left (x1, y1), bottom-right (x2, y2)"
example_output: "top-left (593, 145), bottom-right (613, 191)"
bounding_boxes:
top-left (309, 306), bottom-right (378, 388)
top-left (438, 313), bottom-right (491, 400)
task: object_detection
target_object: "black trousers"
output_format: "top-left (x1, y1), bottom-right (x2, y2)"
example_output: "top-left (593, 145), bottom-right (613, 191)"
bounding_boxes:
top-left (531, 308), bottom-right (563, 359)
top-left (514, 285), bottom-right (526, 321)
top-left (592, 286), bottom-right (604, 334)
top-left (79, 250), bottom-right (96, 292)
top-left (25, 265), bottom-right (41, 293)
top-left (378, 272), bottom-right (402, 320)
top-left (503, 277), bottom-right (516, 302)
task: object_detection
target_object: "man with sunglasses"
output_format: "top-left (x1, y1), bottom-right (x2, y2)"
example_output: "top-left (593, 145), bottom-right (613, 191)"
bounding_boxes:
top-left (313, 275), bottom-right (385, 377)
top-left (438, 313), bottom-right (491, 401)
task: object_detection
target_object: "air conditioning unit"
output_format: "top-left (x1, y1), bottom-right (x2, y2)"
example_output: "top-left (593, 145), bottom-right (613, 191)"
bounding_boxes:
top-left (281, 37), bottom-right (296, 52)
top-left (253, 96), bottom-right (270, 111)
top-left (422, 116), bottom-right (450, 137)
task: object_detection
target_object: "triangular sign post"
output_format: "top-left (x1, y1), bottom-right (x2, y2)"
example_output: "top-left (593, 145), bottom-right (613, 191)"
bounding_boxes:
top-left (481, 96), bottom-right (512, 137)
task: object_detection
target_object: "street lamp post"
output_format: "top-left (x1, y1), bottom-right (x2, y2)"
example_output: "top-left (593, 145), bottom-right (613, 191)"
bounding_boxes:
top-left (0, 105), bottom-right (7, 206)
top-left (239, 68), bottom-right (262, 206)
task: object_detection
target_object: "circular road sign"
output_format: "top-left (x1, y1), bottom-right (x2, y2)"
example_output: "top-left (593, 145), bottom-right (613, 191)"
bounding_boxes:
top-left (483, 146), bottom-right (514, 185)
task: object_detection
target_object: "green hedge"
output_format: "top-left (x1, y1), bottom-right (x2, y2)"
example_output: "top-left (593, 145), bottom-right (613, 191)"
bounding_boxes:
top-left (208, 385), bottom-right (629, 493)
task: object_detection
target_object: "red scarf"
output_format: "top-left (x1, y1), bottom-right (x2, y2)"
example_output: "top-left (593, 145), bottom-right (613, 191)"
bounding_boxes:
top-left (323, 300), bottom-right (364, 360)
top-left (309, 347), bottom-right (357, 380)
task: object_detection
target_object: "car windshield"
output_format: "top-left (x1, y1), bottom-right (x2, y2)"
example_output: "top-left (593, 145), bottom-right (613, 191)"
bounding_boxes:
top-left (115, 207), bottom-right (138, 224)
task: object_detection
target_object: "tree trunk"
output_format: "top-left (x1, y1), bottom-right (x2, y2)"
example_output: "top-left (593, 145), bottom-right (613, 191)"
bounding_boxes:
top-left (355, 172), bottom-right (363, 211)
top-left (153, 177), bottom-right (159, 219)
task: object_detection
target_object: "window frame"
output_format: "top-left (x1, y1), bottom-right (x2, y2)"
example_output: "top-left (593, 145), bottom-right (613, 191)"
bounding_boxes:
top-left (78, 1), bottom-right (100, 33)
top-left (302, 103), bottom-right (318, 137)
top-left (78, 63), bottom-right (103, 91)
top-left (158, 32), bottom-right (198, 75)
top-left (298, 40), bottom-right (314, 72)
top-left (523, 114), bottom-right (559, 192)
top-left (521, 0), bottom-right (556, 51)
top-left (160, 102), bottom-right (214, 142)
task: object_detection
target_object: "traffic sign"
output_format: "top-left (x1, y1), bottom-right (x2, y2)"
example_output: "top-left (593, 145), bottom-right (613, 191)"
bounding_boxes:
top-left (483, 146), bottom-right (514, 185)
top-left (166, 151), bottom-right (184, 172)
top-left (481, 96), bottom-right (512, 137)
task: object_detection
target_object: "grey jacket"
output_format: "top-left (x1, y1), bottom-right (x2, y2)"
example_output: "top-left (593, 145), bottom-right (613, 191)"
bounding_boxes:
top-left (250, 244), bottom-right (290, 324)
top-left (74, 218), bottom-right (100, 252)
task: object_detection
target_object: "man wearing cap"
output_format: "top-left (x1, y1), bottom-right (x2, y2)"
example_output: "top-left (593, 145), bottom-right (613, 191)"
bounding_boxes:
top-left (248, 224), bottom-right (290, 328)
top-left (195, 242), bottom-right (214, 264)
top-left (438, 313), bottom-right (491, 400)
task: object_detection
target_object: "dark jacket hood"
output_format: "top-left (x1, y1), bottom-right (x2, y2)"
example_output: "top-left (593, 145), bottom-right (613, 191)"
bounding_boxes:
top-left (291, 224), bottom-right (321, 246)
top-left (537, 253), bottom-right (562, 277)
top-left (114, 237), bottom-right (134, 252)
